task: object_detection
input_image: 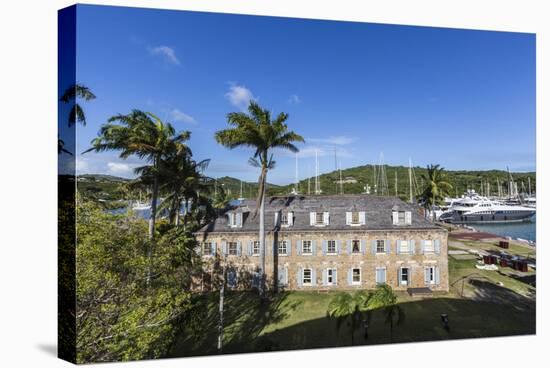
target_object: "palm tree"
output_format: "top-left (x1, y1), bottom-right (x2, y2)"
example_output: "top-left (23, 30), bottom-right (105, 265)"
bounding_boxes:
top-left (327, 291), bottom-right (371, 345)
top-left (417, 164), bottom-right (453, 221)
top-left (84, 110), bottom-right (191, 284)
top-left (155, 153), bottom-right (211, 227)
top-left (84, 110), bottom-right (191, 239)
top-left (367, 284), bottom-right (405, 342)
top-left (59, 83), bottom-right (96, 126)
top-left (59, 84), bottom-right (96, 156)
top-left (214, 101), bottom-right (304, 296)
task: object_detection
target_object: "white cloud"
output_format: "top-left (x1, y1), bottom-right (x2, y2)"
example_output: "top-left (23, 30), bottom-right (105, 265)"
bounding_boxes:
top-left (107, 162), bottom-right (134, 175)
top-left (225, 83), bottom-right (256, 110)
top-left (307, 136), bottom-right (356, 146)
top-left (288, 94), bottom-right (301, 104)
top-left (170, 109), bottom-right (197, 124)
top-left (148, 45), bottom-right (180, 65)
top-left (76, 157), bottom-right (89, 172)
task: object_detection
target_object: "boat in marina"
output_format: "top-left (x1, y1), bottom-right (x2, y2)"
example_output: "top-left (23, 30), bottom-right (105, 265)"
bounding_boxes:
top-left (439, 194), bottom-right (536, 224)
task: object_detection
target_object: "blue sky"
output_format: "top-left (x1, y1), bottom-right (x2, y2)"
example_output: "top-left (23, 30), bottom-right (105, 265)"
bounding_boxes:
top-left (68, 4), bottom-right (536, 184)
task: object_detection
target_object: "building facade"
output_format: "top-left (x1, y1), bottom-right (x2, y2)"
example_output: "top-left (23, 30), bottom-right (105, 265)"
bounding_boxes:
top-left (194, 194), bottom-right (448, 292)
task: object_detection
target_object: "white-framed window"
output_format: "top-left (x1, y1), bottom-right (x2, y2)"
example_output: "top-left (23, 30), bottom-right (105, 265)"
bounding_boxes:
top-left (302, 240), bottom-right (313, 255)
top-left (327, 240), bottom-right (337, 254)
top-left (228, 242), bottom-right (238, 256)
top-left (400, 267), bottom-right (409, 286)
top-left (352, 240), bottom-right (361, 254)
top-left (392, 210), bottom-right (412, 225)
top-left (351, 211), bottom-right (360, 225)
top-left (376, 267), bottom-right (386, 284)
top-left (315, 212), bottom-right (324, 225)
top-left (327, 268), bottom-right (337, 285)
top-left (280, 212), bottom-right (293, 227)
top-left (228, 212), bottom-right (243, 228)
top-left (399, 240), bottom-right (410, 253)
top-left (424, 240), bottom-right (435, 253)
top-left (302, 268), bottom-right (312, 285)
top-left (352, 268), bottom-right (361, 284)
top-left (424, 266), bottom-right (435, 285)
top-left (252, 241), bottom-right (260, 256)
top-left (278, 240), bottom-right (288, 255)
top-left (376, 239), bottom-right (386, 253)
top-left (203, 242), bottom-right (212, 256)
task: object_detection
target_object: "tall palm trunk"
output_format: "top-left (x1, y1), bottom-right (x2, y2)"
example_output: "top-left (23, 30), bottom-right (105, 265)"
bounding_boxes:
top-left (258, 166), bottom-right (267, 298)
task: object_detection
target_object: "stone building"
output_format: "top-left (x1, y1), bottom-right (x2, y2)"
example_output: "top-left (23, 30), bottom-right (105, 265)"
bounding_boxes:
top-left (194, 194), bottom-right (448, 292)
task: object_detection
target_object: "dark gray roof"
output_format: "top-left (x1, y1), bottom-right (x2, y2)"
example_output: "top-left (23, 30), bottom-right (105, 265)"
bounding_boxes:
top-left (196, 194), bottom-right (442, 234)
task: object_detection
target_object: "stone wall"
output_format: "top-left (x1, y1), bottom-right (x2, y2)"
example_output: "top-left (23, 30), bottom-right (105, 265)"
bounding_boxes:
top-left (196, 228), bottom-right (448, 292)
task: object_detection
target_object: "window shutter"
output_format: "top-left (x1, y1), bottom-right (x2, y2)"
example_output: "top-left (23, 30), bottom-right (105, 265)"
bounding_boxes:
top-left (222, 241), bottom-right (227, 255)
top-left (288, 211), bottom-right (294, 226)
top-left (371, 240), bottom-right (377, 255)
top-left (396, 240), bottom-right (401, 254)
top-left (247, 241), bottom-right (252, 256)
top-left (323, 212), bottom-right (330, 225)
top-left (375, 269), bottom-right (380, 284)
top-left (212, 242), bottom-right (217, 256)
top-left (286, 241), bottom-right (291, 256)
top-left (336, 240), bottom-right (340, 255)
top-left (435, 239), bottom-right (441, 254)
top-left (392, 211), bottom-right (399, 225)
top-left (421, 240), bottom-right (425, 254)
top-left (347, 240), bottom-right (352, 254)
top-left (297, 268), bottom-right (303, 287)
top-left (322, 240), bottom-right (327, 255)
top-left (309, 212), bottom-right (315, 225)
top-left (385, 240), bottom-right (390, 254)
top-left (312, 240), bottom-right (317, 256)
top-left (382, 268), bottom-right (386, 283)
top-left (405, 211), bottom-right (412, 225)
top-left (424, 267), bottom-right (430, 285)
top-left (334, 269), bottom-right (338, 285)
top-left (297, 240), bottom-right (302, 255)
top-left (312, 269), bottom-right (317, 286)
top-left (408, 266), bottom-right (412, 285)
top-left (409, 240), bottom-right (415, 255)
top-left (237, 241), bottom-right (242, 256)
top-left (322, 269), bottom-right (327, 285)
top-left (236, 212), bottom-right (243, 227)
top-left (361, 239), bottom-right (366, 255)
top-left (347, 268), bottom-right (352, 285)
top-left (435, 266), bottom-right (440, 285)
top-left (346, 212), bottom-right (352, 225)
top-left (274, 212), bottom-right (279, 226)
top-left (359, 211), bottom-right (366, 225)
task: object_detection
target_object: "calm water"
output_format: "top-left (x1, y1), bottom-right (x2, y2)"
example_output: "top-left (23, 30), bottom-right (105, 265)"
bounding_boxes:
top-left (470, 215), bottom-right (536, 242)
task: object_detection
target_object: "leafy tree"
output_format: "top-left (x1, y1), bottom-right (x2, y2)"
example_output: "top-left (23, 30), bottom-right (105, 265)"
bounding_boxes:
top-left (367, 284), bottom-right (405, 342)
top-left (76, 200), bottom-right (201, 363)
top-left (214, 101), bottom-right (304, 295)
top-left (84, 110), bottom-right (191, 284)
top-left (327, 291), bottom-right (371, 345)
top-left (417, 164), bottom-right (452, 220)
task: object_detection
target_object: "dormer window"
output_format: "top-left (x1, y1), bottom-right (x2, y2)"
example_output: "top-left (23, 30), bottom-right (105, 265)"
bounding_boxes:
top-left (279, 211), bottom-right (294, 227)
top-left (310, 211), bottom-right (329, 226)
top-left (346, 211), bottom-right (366, 226)
top-left (228, 212), bottom-right (243, 228)
top-left (392, 210), bottom-right (411, 225)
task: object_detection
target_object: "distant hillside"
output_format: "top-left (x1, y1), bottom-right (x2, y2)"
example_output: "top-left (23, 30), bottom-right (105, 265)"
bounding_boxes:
top-left (268, 165), bottom-right (536, 200)
top-left (214, 176), bottom-right (281, 198)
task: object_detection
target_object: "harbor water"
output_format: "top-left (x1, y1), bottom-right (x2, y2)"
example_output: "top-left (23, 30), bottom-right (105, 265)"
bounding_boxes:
top-left (470, 215), bottom-right (536, 243)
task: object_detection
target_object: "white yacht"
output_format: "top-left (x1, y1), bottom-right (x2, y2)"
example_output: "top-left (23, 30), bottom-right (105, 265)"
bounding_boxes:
top-left (439, 194), bottom-right (536, 224)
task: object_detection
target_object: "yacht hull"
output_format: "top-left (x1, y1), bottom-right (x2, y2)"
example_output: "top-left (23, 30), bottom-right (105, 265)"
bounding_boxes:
top-left (440, 212), bottom-right (535, 224)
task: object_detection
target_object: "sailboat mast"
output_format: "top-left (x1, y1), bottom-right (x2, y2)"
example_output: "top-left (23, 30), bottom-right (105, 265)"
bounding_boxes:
top-left (394, 170), bottom-right (398, 197)
top-left (528, 177), bottom-right (532, 197)
top-left (408, 158), bottom-right (413, 203)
